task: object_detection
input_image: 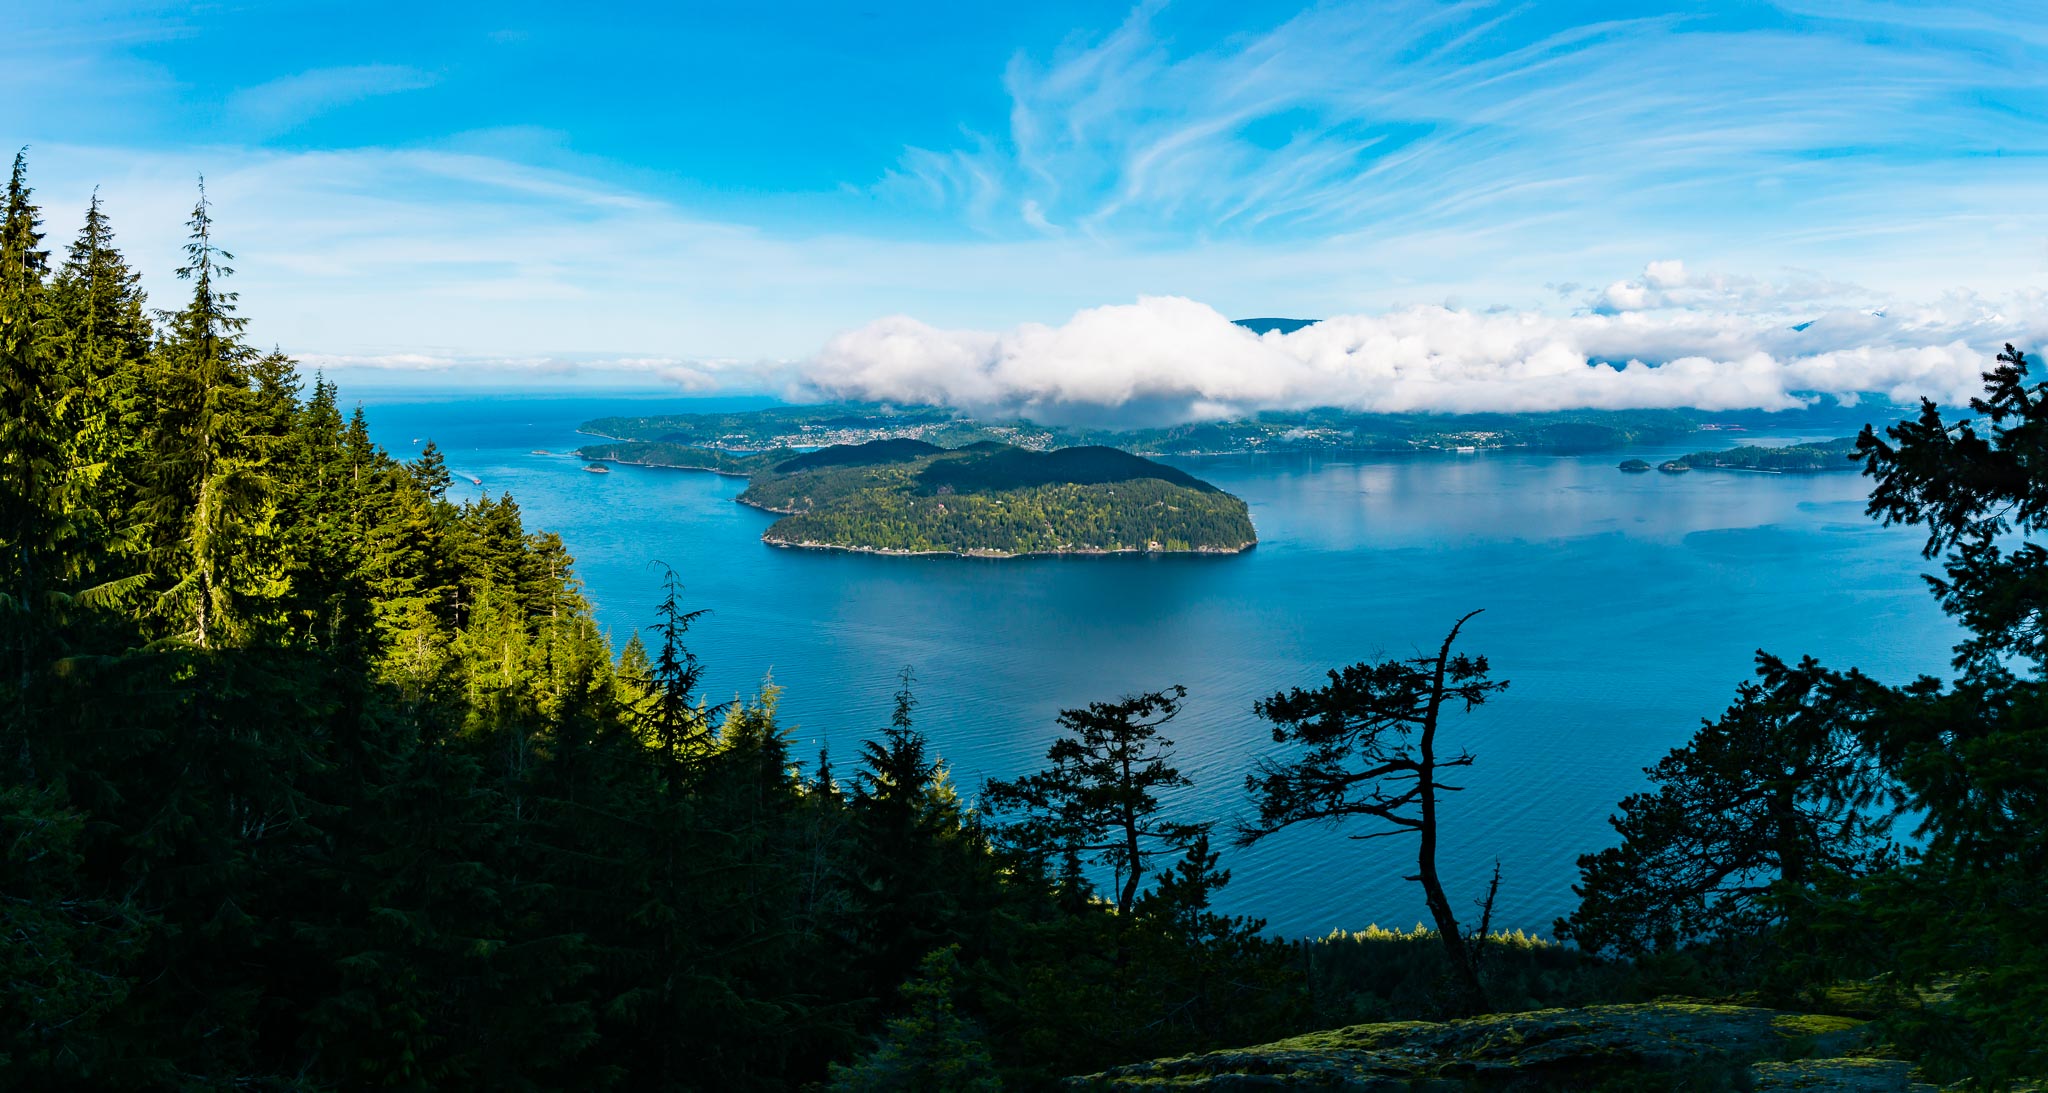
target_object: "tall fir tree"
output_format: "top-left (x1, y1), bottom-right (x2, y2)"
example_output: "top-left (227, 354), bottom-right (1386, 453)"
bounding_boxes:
top-left (0, 149), bottom-right (63, 779)
top-left (141, 179), bottom-right (271, 647)
top-left (48, 191), bottom-right (152, 598)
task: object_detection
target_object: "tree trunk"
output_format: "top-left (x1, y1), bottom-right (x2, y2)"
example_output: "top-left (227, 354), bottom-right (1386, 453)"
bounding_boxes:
top-left (1119, 751), bottom-right (1141, 915)
top-left (1419, 615), bottom-right (1489, 1014)
top-left (1416, 775), bottom-right (1488, 1014)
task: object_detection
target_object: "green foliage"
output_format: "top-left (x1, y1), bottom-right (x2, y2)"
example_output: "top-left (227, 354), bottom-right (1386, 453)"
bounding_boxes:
top-left (37, 155), bottom-right (2048, 1090)
top-left (0, 159), bottom-right (1328, 1091)
top-left (1560, 344), bottom-right (2048, 1087)
top-left (739, 442), bottom-right (1257, 555)
top-left (826, 947), bottom-right (1002, 1093)
top-left (0, 783), bottom-right (157, 1085)
top-left (1240, 611), bottom-right (1505, 1015)
top-left (1675, 436), bottom-right (1861, 472)
top-left (985, 684), bottom-right (1205, 915)
top-left (913, 444), bottom-right (1222, 494)
top-left (774, 436), bottom-right (944, 472)
top-left (1302, 925), bottom-right (1632, 1026)
top-left (1556, 654), bottom-right (1903, 959)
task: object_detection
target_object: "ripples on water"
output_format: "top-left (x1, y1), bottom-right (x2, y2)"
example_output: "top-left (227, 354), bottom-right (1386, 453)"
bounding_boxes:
top-left (358, 393), bottom-right (1958, 938)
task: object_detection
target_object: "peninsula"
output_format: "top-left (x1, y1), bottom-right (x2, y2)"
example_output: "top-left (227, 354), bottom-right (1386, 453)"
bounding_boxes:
top-left (579, 437), bottom-right (1257, 557)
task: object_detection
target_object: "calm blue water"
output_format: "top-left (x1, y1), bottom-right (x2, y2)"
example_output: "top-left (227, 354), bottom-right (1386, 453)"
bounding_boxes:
top-left (352, 391), bottom-right (1959, 939)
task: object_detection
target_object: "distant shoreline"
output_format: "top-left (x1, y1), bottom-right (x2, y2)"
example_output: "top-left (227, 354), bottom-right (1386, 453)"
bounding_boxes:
top-left (759, 535), bottom-right (1255, 560)
top-left (583, 455), bottom-right (754, 479)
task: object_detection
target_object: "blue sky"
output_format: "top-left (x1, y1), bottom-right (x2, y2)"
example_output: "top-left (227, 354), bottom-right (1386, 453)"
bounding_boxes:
top-left (5, 1), bottom-right (2046, 409)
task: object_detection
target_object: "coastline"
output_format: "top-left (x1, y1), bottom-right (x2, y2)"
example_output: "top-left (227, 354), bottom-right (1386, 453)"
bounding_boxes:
top-left (759, 536), bottom-right (1256, 559)
top-left (582, 460), bottom-right (1256, 556)
top-left (582, 455), bottom-right (755, 480)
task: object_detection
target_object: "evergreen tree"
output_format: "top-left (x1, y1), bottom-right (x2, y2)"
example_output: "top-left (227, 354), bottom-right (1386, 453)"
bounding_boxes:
top-left (1817, 343), bottom-right (2048, 1083)
top-left (410, 439), bottom-right (452, 501)
top-left (826, 947), bottom-right (1001, 1093)
top-left (1859, 344), bottom-right (2048, 671)
top-left (0, 159), bottom-right (1389, 1090)
top-left (1239, 611), bottom-right (1503, 1014)
top-left (0, 149), bottom-right (66, 780)
top-left (985, 684), bottom-right (1203, 916)
top-left (0, 784), bottom-right (157, 1086)
top-left (1555, 654), bottom-right (1902, 958)
top-left (47, 191), bottom-right (152, 601)
top-left (140, 179), bottom-right (270, 647)
top-left (846, 669), bottom-right (995, 1004)
top-left (639, 563), bottom-right (711, 777)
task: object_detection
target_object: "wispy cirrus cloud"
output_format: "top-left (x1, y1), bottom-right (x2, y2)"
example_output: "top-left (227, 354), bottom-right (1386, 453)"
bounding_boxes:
top-left (881, 1), bottom-right (2048, 255)
top-left (225, 64), bottom-right (436, 136)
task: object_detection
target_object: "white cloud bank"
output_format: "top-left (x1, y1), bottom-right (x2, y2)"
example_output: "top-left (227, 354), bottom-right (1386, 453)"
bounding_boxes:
top-left (800, 266), bottom-right (2048, 421)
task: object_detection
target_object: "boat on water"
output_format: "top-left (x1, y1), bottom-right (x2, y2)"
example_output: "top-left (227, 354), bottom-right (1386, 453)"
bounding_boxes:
top-left (532, 449), bottom-right (551, 456)
top-left (466, 474), bottom-right (482, 486)
top-left (584, 463), bottom-right (611, 474)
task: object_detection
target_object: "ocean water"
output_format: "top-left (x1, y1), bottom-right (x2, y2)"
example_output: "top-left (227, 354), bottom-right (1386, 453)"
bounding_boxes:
top-left (354, 391), bottom-right (1958, 939)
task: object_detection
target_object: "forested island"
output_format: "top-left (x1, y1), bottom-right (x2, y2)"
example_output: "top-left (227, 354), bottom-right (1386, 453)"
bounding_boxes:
top-left (585, 436), bottom-right (1258, 556)
top-left (1671, 435), bottom-right (1862, 472)
top-left (6, 155), bottom-right (2048, 1089)
top-left (580, 402), bottom-right (1699, 457)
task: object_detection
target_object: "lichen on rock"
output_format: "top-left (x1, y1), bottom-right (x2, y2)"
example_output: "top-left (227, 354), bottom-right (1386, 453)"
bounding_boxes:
top-left (1068, 1002), bottom-right (1930, 1091)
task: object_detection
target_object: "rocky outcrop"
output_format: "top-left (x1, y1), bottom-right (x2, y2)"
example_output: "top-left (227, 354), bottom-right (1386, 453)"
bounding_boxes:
top-left (1070, 1003), bottom-right (1933, 1091)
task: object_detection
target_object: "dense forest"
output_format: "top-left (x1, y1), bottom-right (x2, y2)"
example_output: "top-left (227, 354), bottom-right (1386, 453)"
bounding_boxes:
top-left (3, 150), bottom-right (2046, 1089)
top-left (736, 441), bottom-right (1257, 556)
top-left (579, 436), bottom-right (1258, 556)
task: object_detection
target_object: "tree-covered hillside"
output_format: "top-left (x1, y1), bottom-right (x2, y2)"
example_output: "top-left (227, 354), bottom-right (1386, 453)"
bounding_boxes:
top-left (7, 149), bottom-right (2047, 1090)
top-left (738, 441), bottom-right (1257, 555)
top-left (1674, 435), bottom-right (1861, 472)
top-left (0, 155), bottom-right (1307, 1090)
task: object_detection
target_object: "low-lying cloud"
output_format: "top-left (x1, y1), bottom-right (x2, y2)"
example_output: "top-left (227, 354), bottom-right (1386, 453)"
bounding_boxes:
top-left (800, 264), bottom-right (2048, 422)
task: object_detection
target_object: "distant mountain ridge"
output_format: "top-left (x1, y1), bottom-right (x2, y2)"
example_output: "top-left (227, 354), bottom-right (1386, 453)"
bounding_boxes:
top-left (1232, 317), bottom-right (1319, 335)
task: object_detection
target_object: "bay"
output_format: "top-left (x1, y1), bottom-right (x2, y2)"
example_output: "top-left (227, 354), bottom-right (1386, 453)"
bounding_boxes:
top-left (354, 391), bottom-right (1958, 939)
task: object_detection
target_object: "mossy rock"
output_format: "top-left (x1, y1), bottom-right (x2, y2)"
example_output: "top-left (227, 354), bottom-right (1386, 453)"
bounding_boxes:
top-left (1068, 1002), bottom-right (1922, 1091)
top-left (1751, 1057), bottom-right (1932, 1092)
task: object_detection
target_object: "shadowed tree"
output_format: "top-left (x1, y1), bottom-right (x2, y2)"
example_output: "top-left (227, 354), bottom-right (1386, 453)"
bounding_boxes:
top-left (825, 946), bottom-right (1001, 1093)
top-left (1238, 610), bottom-right (1503, 1013)
top-left (1859, 343), bottom-right (2048, 671)
top-left (0, 149), bottom-right (59, 777)
top-left (847, 667), bottom-right (992, 1006)
top-left (985, 684), bottom-right (1204, 916)
top-left (1555, 653), bottom-right (1902, 958)
top-left (1836, 342), bottom-right (2048, 1084)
